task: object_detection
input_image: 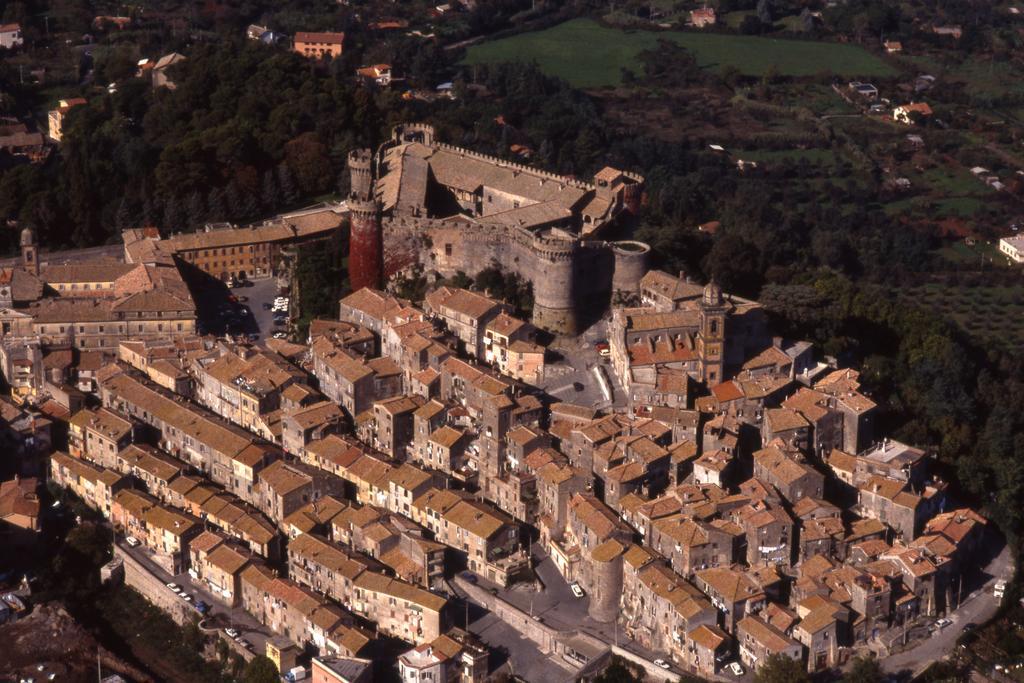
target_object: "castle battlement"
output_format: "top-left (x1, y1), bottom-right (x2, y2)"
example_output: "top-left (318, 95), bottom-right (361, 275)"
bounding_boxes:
top-left (431, 141), bottom-right (597, 191)
top-left (363, 124), bottom-right (649, 334)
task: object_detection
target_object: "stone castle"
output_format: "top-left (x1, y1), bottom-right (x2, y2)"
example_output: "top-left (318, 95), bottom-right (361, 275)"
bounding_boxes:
top-left (347, 124), bottom-right (648, 334)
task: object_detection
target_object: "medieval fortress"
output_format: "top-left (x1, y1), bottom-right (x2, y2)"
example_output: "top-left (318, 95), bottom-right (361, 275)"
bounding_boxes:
top-left (347, 123), bottom-right (647, 334)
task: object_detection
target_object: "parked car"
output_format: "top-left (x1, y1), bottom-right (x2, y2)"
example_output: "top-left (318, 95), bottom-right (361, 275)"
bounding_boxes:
top-left (570, 582), bottom-right (585, 598)
top-left (654, 659), bottom-right (670, 670)
top-left (125, 536), bottom-right (140, 547)
top-left (238, 638), bottom-right (252, 650)
top-left (166, 582), bottom-right (180, 593)
top-left (179, 593), bottom-right (192, 602)
top-left (728, 662), bottom-right (745, 676)
top-left (459, 571), bottom-right (477, 584)
top-left (224, 628), bottom-right (239, 638)
top-left (273, 332), bottom-right (287, 339)
top-left (237, 296), bottom-right (248, 303)
top-left (194, 600), bottom-right (209, 614)
top-left (262, 302), bottom-right (272, 310)
top-left (595, 341), bottom-right (610, 357)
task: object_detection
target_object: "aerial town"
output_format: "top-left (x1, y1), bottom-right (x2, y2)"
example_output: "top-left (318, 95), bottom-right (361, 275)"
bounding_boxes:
top-left (1, 1), bottom-right (1024, 683)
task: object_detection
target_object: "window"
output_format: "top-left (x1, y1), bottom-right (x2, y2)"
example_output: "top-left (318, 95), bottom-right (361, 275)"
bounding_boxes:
top-left (445, 243), bottom-right (453, 257)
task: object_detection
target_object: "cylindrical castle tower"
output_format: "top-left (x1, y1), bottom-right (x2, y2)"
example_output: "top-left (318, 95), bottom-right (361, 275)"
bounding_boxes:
top-left (347, 149), bottom-right (383, 292)
top-left (587, 543), bottom-right (624, 623)
top-left (611, 240), bottom-right (650, 297)
top-left (530, 235), bottom-right (578, 335)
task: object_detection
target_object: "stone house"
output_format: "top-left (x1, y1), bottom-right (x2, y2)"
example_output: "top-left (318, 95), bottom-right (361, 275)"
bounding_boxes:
top-left (856, 475), bottom-right (943, 541)
top-left (761, 409), bottom-right (811, 454)
top-left (49, 450), bottom-right (127, 518)
top-left (256, 459), bottom-right (345, 527)
top-left (69, 406), bottom-right (134, 467)
top-left (282, 401), bottom-right (346, 460)
top-left (649, 514), bottom-right (738, 577)
top-left (737, 615), bottom-right (803, 672)
top-left (729, 501), bottom-right (794, 567)
top-left (621, 554), bottom-right (717, 662)
top-left (695, 566), bottom-right (767, 633)
top-left (752, 447), bottom-right (824, 505)
top-left (424, 287), bottom-right (507, 359)
top-left (367, 395), bottom-right (424, 457)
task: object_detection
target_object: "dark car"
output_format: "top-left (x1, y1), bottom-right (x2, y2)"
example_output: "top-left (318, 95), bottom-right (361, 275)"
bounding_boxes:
top-left (262, 303), bottom-right (272, 310)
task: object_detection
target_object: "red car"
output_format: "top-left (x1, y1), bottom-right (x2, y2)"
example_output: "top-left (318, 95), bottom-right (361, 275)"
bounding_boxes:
top-left (595, 342), bottom-right (610, 357)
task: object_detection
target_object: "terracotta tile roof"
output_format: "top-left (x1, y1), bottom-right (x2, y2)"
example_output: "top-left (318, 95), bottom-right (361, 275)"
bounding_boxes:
top-left (289, 532), bottom-right (370, 580)
top-left (425, 286), bottom-right (501, 320)
top-left (190, 530), bottom-right (226, 554)
top-left (258, 460), bottom-right (312, 496)
top-left (339, 288), bottom-right (409, 323)
top-left (688, 624), bottom-right (728, 651)
top-left (738, 616), bottom-right (799, 653)
top-left (697, 566), bottom-right (765, 604)
top-left (764, 408), bottom-right (810, 433)
top-left (570, 493), bottom-right (625, 541)
top-left (206, 543), bottom-right (250, 575)
top-left (711, 380), bottom-right (744, 403)
top-left (443, 499), bottom-right (510, 539)
top-left (591, 538), bottom-right (628, 563)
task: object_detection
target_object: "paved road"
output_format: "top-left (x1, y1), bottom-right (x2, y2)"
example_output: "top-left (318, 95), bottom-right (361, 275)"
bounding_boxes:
top-left (477, 544), bottom-right (693, 678)
top-left (447, 579), bottom-right (578, 683)
top-left (883, 541), bottom-right (1012, 675)
top-left (540, 317), bottom-right (626, 412)
top-left (121, 539), bottom-right (273, 656)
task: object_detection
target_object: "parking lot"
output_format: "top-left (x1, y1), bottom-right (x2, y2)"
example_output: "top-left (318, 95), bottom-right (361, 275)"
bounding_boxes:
top-left (195, 276), bottom-right (287, 342)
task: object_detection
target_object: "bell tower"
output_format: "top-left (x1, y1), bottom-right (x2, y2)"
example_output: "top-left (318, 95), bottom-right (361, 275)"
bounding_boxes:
top-left (697, 281), bottom-right (726, 385)
top-left (20, 227), bottom-right (38, 276)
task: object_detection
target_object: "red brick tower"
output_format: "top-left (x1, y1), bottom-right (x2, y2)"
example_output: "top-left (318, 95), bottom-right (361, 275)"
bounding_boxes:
top-left (347, 149), bottom-right (382, 291)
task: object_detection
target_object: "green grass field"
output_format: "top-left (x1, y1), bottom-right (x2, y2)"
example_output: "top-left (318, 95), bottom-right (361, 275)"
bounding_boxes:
top-left (462, 18), bottom-right (899, 88)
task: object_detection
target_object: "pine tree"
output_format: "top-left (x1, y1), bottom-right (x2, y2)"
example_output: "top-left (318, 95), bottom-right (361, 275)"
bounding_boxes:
top-left (206, 187), bottom-right (226, 223)
top-left (277, 164), bottom-right (297, 206)
top-left (115, 197), bottom-right (133, 231)
top-left (262, 170), bottom-right (281, 213)
top-left (225, 181), bottom-right (243, 221)
top-left (186, 191), bottom-right (205, 229)
top-left (162, 195), bottom-right (184, 233)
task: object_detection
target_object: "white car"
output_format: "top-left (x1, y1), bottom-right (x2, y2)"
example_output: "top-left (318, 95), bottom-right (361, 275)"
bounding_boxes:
top-left (179, 593), bottom-right (192, 602)
top-left (654, 658), bottom-right (671, 670)
top-left (224, 628), bottom-right (239, 638)
top-left (728, 662), bottom-right (745, 676)
top-left (570, 582), bottom-right (585, 598)
top-left (125, 536), bottom-right (140, 547)
top-left (166, 583), bottom-right (181, 593)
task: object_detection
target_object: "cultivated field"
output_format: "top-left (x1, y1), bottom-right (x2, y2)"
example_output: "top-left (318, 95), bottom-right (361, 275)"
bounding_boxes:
top-left (463, 18), bottom-right (899, 88)
top-left (899, 283), bottom-right (1024, 353)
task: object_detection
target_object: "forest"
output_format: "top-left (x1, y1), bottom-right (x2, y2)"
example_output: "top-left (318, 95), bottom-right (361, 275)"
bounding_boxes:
top-left (1, 7), bottom-right (1023, 552)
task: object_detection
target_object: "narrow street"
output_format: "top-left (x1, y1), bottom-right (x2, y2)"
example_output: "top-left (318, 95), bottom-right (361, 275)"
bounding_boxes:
top-left (883, 542), bottom-right (1012, 675)
top-left (119, 539), bottom-right (273, 657)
